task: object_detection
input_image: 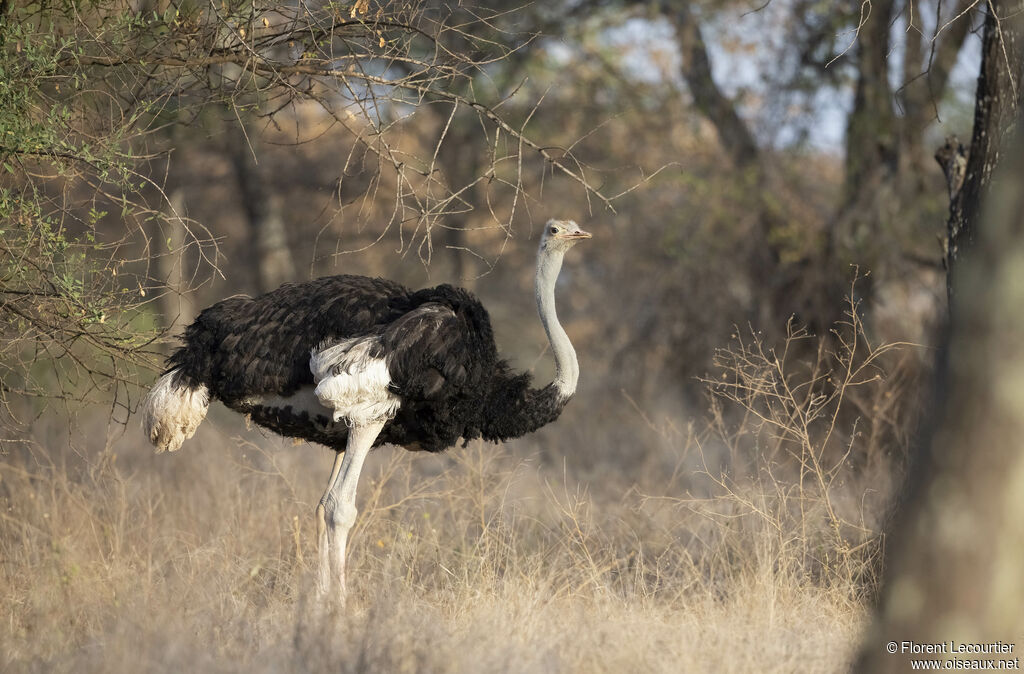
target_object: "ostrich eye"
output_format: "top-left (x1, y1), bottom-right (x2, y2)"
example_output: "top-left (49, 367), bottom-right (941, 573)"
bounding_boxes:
top-left (549, 226), bottom-right (558, 234)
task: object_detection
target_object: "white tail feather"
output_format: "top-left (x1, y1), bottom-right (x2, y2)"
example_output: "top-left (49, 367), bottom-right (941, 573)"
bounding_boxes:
top-left (141, 369), bottom-right (210, 453)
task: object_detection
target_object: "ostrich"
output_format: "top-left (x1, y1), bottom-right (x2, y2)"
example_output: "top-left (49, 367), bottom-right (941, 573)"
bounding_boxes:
top-left (141, 218), bottom-right (591, 601)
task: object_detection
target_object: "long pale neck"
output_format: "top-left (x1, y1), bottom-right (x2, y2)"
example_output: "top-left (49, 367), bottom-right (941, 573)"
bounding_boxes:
top-left (535, 247), bottom-right (579, 400)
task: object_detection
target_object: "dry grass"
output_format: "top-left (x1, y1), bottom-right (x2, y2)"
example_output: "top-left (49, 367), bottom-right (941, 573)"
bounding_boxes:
top-left (0, 309), bottom-right (919, 673)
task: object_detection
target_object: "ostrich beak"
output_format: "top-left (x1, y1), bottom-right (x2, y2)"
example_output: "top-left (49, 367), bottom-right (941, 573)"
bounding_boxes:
top-left (563, 229), bottom-right (592, 240)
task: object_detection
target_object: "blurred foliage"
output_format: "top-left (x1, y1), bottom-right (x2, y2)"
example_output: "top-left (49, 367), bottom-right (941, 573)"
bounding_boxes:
top-left (0, 0), bottom-right (981, 462)
top-left (0, 0), bottom-right (612, 438)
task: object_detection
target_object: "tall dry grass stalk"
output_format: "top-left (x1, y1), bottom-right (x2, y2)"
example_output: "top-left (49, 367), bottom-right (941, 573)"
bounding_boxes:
top-left (0, 293), bottom-right (920, 673)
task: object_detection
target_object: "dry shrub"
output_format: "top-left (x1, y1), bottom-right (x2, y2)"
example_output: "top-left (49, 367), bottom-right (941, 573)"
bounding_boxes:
top-left (677, 283), bottom-right (923, 600)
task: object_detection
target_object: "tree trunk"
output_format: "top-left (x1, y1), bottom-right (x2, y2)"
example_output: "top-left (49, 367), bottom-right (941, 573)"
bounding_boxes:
top-left (855, 5), bottom-right (1024, 670)
top-left (829, 0), bottom-right (898, 269)
top-left (156, 188), bottom-right (195, 332)
top-left (844, 0), bottom-right (898, 206)
top-left (941, 0), bottom-right (1024, 296)
top-left (229, 126), bottom-right (297, 293)
top-left (664, 0), bottom-right (760, 167)
top-left (434, 110), bottom-right (483, 288)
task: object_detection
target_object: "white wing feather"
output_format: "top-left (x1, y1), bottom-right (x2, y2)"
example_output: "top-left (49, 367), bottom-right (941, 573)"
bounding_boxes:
top-left (310, 337), bottom-right (401, 425)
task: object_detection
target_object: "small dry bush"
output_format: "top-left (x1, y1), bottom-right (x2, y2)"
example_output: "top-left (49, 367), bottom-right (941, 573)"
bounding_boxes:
top-left (0, 297), bottom-right (920, 673)
top-left (686, 290), bottom-right (923, 600)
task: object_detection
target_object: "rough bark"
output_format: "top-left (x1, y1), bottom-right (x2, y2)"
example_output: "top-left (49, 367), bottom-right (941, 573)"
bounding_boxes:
top-left (942, 0), bottom-right (1024, 296)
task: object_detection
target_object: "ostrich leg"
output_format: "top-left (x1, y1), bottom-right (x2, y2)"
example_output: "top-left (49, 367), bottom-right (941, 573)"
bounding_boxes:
top-left (316, 420), bottom-right (384, 604)
top-left (316, 451), bottom-right (345, 596)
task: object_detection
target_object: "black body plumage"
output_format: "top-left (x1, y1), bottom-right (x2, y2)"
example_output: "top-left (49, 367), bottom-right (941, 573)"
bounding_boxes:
top-left (167, 275), bottom-right (569, 453)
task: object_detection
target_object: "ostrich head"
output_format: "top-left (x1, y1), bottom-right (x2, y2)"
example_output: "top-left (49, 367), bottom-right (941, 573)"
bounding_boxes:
top-left (540, 219), bottom-right (592, 255)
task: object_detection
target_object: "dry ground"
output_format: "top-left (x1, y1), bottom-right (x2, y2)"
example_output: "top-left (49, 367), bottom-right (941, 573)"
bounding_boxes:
top-left (1, 391), bottom-right (878, 673)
